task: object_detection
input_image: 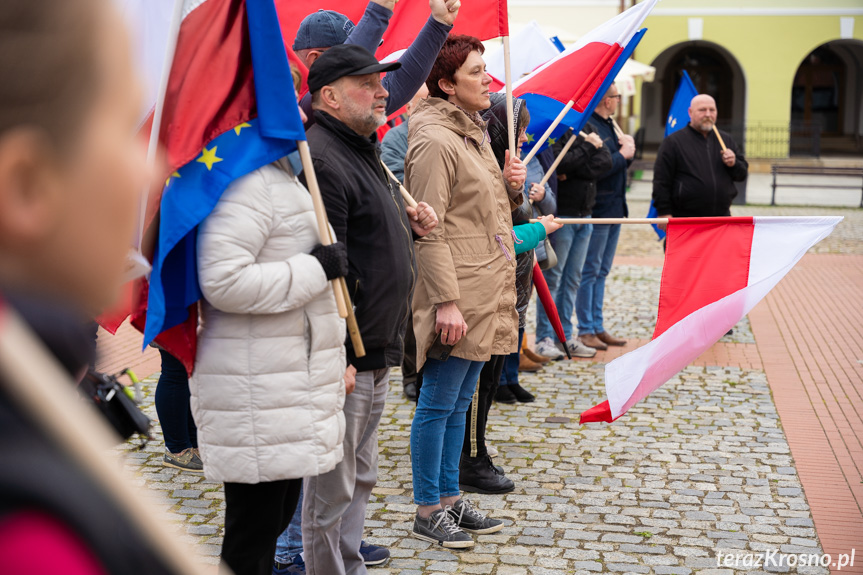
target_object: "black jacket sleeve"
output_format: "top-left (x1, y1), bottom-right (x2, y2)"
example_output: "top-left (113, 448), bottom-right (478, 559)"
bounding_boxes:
top-left (652, 137), bottom-right (677, 216)
top-left (725, 133), bottom-right (749, 182)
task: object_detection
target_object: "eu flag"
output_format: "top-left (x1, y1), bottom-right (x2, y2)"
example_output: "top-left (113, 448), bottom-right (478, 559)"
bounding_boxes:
top-left (143, 0), bottom-right (306, 369)
top-left (648, 70), bottom-right (698, 240)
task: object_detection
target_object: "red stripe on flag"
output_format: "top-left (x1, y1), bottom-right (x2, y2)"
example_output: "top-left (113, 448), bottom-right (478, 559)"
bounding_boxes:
top-left (654, 217), bottom-right (754, 339)
top-left (514, 42), bottom-right (620, 106)
top-left (160, 0), bottom-right (254, 179)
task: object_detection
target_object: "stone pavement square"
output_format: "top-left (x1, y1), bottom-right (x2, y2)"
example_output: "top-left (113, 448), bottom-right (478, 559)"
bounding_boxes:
top-left (103, 199), bottom-right (863, 574)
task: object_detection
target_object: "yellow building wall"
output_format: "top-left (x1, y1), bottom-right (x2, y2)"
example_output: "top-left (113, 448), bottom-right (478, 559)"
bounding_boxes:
top-left (634, 14), bottom-right (863, 156)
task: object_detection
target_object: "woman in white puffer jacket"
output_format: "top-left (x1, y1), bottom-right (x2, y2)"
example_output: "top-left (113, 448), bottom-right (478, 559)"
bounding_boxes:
top-left (191, 153), bottom-right (348, 575)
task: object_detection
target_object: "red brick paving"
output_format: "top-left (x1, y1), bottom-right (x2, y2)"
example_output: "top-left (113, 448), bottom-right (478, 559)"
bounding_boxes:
top-left (95, 322), bottom-right (159, 380)
top-left (749, 253), bottom-right (863, 571)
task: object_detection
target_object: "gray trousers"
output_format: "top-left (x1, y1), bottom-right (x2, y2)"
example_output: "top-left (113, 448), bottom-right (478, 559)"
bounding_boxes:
top-left (302, 368), bottom-right (390, 575)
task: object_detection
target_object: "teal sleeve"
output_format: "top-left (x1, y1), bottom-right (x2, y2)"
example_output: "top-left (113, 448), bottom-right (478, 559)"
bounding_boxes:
top-left (512, 222), bottom-right (547, 255)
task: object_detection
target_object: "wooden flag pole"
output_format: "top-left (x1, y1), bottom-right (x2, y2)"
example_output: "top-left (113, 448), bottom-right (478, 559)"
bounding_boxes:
top-left (531, 217), bottom-right (668, 225)
top-left (380, 162), bottom-right (418, 208)
top-left (502, 36), bottom-right (517, 160)
top-left (522, 100), bottom-right (575, 165)
top-left (712, 125), bottom-right (727, 151)
top-left (298, 140), bottom-right (366, 357)
top-left (611, 117), bottom-right (626, 140)
top-left (537, 130), bottom-right (587, 188)
top-left (0, 308), bottom-right (218, 575)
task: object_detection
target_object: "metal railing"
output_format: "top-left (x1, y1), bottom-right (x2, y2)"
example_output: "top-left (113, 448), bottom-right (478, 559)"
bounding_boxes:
top-left (715, 121), bottom-right (822, 159)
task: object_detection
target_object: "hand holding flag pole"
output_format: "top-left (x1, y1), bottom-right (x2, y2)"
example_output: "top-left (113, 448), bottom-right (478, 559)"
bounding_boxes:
top-left (298, 141), bottom-right (366, 358)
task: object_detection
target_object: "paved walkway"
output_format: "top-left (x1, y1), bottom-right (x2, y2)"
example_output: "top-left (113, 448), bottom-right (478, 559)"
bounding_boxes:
top-left (98, 200), bottom-right (862, 573)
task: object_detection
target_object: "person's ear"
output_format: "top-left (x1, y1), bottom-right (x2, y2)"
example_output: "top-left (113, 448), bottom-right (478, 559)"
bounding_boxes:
top-left (0, 129), bottom-right (60, 247)
top-left (438, 78), bottom-right (456, 97)
top-left (306, 50), bottom-right (323, 66)
top-left (320, 85), bottom-right (339, 110)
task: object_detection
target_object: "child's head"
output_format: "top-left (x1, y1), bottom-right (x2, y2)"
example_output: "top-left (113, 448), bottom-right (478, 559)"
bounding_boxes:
top-left (0, 0), bottom-right (149, 313)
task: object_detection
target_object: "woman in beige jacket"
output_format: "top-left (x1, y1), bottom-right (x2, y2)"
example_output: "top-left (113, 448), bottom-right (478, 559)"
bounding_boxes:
top-left (404, 35), bottom-right (526, 548)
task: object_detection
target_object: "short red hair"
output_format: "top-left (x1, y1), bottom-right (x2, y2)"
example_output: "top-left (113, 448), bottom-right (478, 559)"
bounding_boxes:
top-left (426, 34), bottom-right (485, 100)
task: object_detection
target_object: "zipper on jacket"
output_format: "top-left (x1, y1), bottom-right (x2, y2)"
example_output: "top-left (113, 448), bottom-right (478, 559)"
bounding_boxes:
top-left (375, 157), bottom-right (416, 340)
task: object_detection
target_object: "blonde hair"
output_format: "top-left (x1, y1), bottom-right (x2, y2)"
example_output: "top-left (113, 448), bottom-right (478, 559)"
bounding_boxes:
top-left (0, 0), bottom-right (101, 149)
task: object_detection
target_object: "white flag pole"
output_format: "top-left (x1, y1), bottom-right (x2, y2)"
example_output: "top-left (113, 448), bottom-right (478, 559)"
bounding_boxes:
top-left (135, 0), bottom-right (185, 254)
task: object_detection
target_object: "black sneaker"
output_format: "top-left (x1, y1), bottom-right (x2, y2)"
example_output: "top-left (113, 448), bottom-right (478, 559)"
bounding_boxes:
top-left (494, 385), bottom-right (517, 404)
top-left (459, 454), bottom-right (514, 494)
top-left (509, 383), bottom-right (535, 403)
top-left (403, 381), bottom-right (418, 401)
top-left (447, 498), bottom-right (504, 535)
top-left (359, 541), bottom-right (390, 566)
top-left (412, 508), bottom-right (474, 549)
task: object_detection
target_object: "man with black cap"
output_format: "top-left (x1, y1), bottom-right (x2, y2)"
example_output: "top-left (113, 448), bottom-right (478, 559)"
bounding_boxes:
top-left (294, 0), bottom-right (460, 126)
top-left (299, 44), bottom-right (439, 575)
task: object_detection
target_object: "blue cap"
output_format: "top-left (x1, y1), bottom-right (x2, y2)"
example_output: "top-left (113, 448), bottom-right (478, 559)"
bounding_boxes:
top-left (293, 10), bottom-right (356, 51)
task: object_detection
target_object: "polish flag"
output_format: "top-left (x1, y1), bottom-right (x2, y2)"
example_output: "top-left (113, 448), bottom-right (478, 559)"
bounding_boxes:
top-left (580, 216), bottom-right (842, 424)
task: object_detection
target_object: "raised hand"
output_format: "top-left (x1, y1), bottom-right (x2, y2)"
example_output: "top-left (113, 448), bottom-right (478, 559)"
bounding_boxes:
top-left (431, 0), bottom-right (460, 26)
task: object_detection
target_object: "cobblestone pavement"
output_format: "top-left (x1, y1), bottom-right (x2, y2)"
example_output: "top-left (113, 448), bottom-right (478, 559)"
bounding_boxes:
top-left (118, 247), bottom-right (826, 573)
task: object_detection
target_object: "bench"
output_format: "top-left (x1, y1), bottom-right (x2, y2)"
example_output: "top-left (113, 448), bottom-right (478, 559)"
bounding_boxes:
top-left (771, 165), bottom-right (863, 207)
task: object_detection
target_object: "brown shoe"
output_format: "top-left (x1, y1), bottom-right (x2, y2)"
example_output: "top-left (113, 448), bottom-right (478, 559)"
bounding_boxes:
top-left (597, 331), bottom-right (626, 346)
top-left (522, 346), bottom-right (551, 364)
top-left (518, 353), bottom-right (542, 372)
top-left (578, 333), bottom-right (608, 351)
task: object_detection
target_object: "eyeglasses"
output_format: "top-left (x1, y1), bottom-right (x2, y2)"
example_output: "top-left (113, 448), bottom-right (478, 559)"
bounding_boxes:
top-left (608, 94), bottom-right (622, 99)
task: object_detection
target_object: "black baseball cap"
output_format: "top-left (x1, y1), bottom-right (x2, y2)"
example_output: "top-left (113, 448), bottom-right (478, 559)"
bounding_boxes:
top-left (307, 44), bottom-right (401, 94)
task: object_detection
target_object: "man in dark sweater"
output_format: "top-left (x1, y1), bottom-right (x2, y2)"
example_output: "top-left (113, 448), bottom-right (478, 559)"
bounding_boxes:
top-left (534, 127), bottom-right (612, 361)
top-left (300, 45), bottom-right (438, 575)
top-left (652, 94), bottom-right (748, 221)
top-left (576, 85), bottom-right (635, 352)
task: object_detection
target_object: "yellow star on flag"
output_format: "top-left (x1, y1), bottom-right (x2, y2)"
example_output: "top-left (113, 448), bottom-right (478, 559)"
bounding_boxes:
top-left (670, 117), bottom-right (677, 128)
top-left (548, 137), bottom-right (557, 146)
top-left (165, 171), bottom-right (181, 187)
top-left (525, 133), bottom-right (535, 144)
top-left (197, 146), bottom-right (223, 171)
top-left (234, 122), bottom-right (252, 136)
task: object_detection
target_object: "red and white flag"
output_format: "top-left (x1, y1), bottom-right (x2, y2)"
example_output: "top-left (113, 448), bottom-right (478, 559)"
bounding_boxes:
top-left (580, 216), bottom-right (842, 424)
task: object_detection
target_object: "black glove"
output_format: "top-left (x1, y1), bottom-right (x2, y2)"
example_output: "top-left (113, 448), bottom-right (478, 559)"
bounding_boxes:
top-left (311, 242), bottom-right (348, 281)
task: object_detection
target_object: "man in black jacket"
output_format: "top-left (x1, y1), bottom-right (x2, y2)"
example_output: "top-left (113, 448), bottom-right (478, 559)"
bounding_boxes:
top-left (300, 44), bottom-right (438, 575)
top-left (534, 127), bottom-right (612, 361)
top-left (653, 94), bottom-right (748, 221)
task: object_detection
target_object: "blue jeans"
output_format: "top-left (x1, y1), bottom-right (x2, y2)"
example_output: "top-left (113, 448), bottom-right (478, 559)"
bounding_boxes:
top-left (577, 223), bottom-right (621, 336)
top-left (154, 349), bottom-right (197, 454)
top-left (535, 220), bottom-right (593, 342)
top-left (410, 357), bottom-right (485, 506)
top-left (274, 485), bottom-right (304, 563)
top-left (500, 328), bottom-right (523, 386)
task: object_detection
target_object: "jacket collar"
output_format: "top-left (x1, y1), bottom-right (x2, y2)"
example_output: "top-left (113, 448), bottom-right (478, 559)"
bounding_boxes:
top-left (685, 124), bottom-right (711, 139)
top-left (314, 110), bottom-right (379, 153)
top-left (412, 97), bottom-right (488, 146)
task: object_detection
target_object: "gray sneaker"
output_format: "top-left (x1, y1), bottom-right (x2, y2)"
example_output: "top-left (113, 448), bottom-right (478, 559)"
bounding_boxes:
top-left (412, 508), bottom-right (474, 549)
top-left (567, 338), bottom-right (597, 358)
top-left (535, 337), bottom-right (564, 361)
top-left (163, 448), bottom-right (204, 473)
top-left (447, 498), bottom-right (504, 535)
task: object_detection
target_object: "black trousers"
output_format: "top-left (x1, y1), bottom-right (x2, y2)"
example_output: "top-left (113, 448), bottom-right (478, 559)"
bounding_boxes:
top-left (462, 355), bottom-right (505, 459)
top-left (222, 478), bottom-right (303, 575)
top-left (402, 314), bottom-right (423, 392)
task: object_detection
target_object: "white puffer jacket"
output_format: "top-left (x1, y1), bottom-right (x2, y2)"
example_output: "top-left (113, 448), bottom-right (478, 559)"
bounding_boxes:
top-left (190, 158), bottom-right (346, 484)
